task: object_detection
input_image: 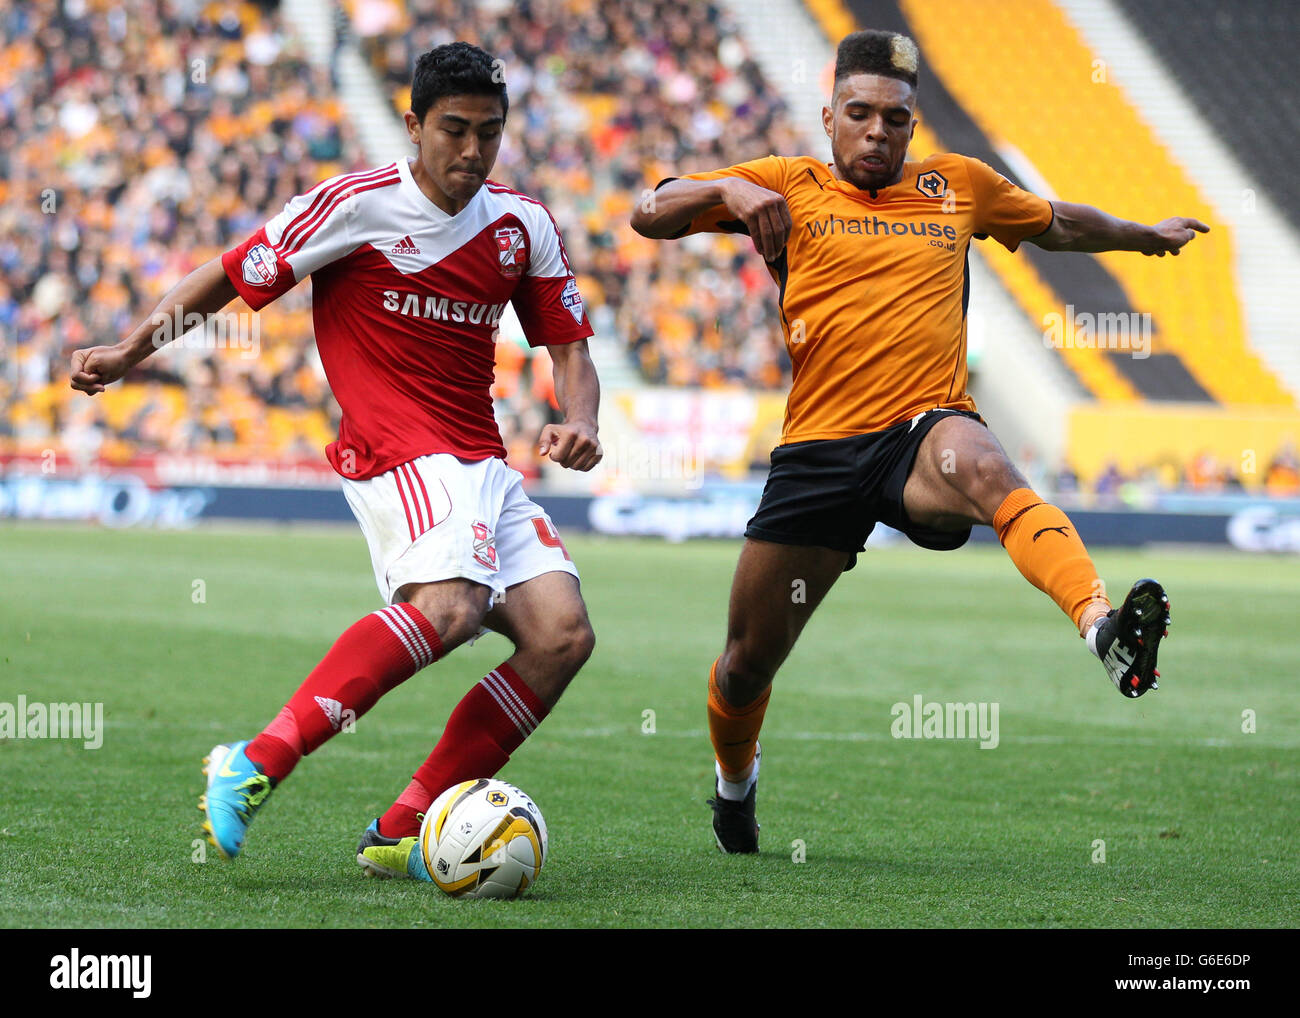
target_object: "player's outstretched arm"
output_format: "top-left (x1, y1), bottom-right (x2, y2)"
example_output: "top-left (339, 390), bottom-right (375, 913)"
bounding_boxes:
top-left (538, 339), bottom-right (602, 471)
top-left (631, 177), bottom-right (791, 262)
top-left (69, 256), bottom-right (240, 394)
top-left (1028, 201), bottom-right (1209, 257)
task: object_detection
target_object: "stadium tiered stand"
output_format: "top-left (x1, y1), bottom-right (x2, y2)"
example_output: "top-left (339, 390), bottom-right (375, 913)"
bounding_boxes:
top-left (821, 0), bottom-right (1289, 408)
top-left (1116, 0), bottom-right (1300, 235)
top-left (897, 0), bottom-right (1292, 408)
top-left (799, 0), bottom-right (1300, 492)
top-left (4, 0), bottom-right (1297, 498)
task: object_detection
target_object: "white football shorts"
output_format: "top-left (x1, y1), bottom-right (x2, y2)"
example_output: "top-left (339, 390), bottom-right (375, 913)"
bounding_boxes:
top-left (340, 453), bottom-right (579, 606)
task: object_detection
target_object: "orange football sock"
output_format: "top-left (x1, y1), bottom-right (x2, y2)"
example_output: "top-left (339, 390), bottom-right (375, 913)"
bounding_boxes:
top-left (993, 488), bottom-right (1110, 636)
top-left (706, 657), bottom-right (770, 781)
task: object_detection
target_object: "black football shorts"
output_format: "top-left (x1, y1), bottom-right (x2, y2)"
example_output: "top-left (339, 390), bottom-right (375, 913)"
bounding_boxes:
top-left (745, 408), bottom-right (986, 569)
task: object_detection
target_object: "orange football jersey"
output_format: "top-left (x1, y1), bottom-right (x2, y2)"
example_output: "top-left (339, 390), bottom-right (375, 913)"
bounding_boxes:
top-left (674, 153), bottom-right (1053, 443)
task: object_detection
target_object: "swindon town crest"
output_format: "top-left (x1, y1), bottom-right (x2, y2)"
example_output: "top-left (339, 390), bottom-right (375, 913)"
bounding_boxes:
top-left (471, 520), bottom-right (498, 571)
top-left (494, 226), bottom-right (526, 278)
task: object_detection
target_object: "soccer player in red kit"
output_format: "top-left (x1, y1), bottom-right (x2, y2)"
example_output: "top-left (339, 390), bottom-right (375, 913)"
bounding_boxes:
top-left (69, 43), bottom-right (600, 879)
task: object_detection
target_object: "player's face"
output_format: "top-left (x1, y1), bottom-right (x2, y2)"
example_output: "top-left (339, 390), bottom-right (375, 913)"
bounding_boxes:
top-left (406, 94), bottom-right (505, 213)
top-left (824, 74), bottom-right (917, 191)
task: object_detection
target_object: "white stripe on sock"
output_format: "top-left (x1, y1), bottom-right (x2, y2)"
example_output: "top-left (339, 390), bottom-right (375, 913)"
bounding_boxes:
top-left (486, 669), bottom-right (540, 730)
top-left (479, 676), bottom-right (533, 737)
top-left (372, 608), bottom-right (422, 667)
top-left (386, 604), bottom-right (433, 667)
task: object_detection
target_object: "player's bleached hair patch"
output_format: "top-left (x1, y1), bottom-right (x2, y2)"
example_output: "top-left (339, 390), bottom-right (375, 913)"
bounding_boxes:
top-left (889, 34), bottom-right (920, 76)
top-left (834, 29), bottom-right (919, 88)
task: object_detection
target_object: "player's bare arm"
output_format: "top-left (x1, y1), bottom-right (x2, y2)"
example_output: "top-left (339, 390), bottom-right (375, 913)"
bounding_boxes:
top-left (1030, 201), bottom-right (1210, 256)
top-left (631, 177), bottom-right (792, 262)
top-left (69, 256), bottom-right (239, 394)
top-left (539, 338), bottom-right (602, 471)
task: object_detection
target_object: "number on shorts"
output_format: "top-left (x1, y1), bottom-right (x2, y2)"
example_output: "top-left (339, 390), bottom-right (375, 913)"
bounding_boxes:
top-left (531, 517), bottom-right (571, 561)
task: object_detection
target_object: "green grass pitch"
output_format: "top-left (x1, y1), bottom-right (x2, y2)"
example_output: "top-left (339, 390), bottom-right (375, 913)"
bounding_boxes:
top-left (0, 522), bottom-right (1295, 928)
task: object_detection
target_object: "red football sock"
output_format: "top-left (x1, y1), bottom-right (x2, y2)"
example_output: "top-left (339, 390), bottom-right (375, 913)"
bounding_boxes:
top-left (246, 603), bottom-right (443, 782)
top-left (381, 775), bottom-right (434, 838)
top-left (378, 662), bottom-right (547, 837)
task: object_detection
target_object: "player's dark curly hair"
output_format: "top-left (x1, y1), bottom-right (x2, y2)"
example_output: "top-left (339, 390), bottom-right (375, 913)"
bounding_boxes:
top-left (834, 29), bottom-right (919, 89)
top-left (410, 42), bottom-right (508, 123)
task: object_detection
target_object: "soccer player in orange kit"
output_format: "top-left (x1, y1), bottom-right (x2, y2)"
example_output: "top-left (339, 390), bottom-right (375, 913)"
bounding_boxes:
top-left (633, 29), bottom-right (1200, 853)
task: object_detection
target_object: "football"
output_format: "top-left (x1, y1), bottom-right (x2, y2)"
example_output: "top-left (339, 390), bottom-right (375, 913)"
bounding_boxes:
top-left (419, 779), bottom-right (548, 899)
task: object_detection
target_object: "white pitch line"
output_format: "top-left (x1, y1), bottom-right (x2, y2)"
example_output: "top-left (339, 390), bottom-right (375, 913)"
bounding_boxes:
top-left (544, 727), bottom-right (1294, 749)
top-left (67, 719), bottom-right (1298, 749)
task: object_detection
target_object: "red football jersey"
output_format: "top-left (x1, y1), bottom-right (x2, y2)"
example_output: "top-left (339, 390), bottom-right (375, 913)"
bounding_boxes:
top-left (221, 158), bottom-right (593, 478)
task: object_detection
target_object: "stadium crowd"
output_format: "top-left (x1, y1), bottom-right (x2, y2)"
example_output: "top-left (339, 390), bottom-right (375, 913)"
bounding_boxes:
top-left (347, 0), bottom-right (796, 391)
top-left (1028, 444), bottom-right (1300, 502)
top-left (0, 0), bottom-right (1295, 500)
top-left (0, 0), bottom-right (580, 477)
top-left (0, 0), bottom-right (364, 465)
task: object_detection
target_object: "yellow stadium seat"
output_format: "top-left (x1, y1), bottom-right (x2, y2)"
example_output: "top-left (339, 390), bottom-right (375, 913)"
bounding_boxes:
top-left (899, 0), bottom-right (1292, 408)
